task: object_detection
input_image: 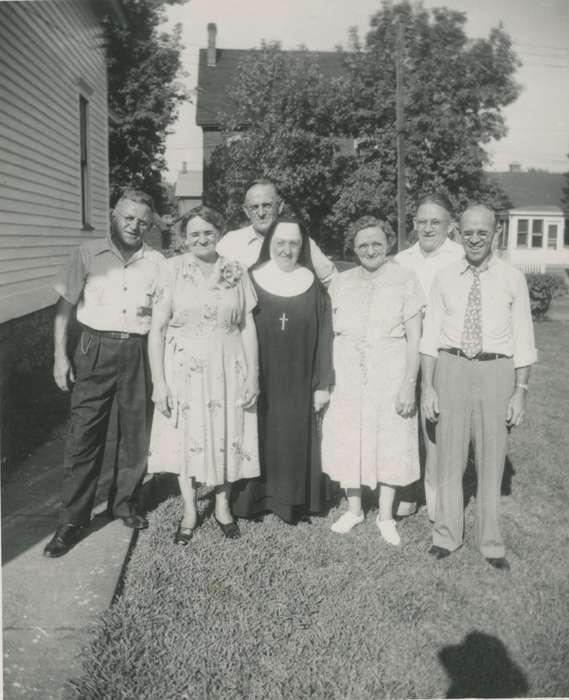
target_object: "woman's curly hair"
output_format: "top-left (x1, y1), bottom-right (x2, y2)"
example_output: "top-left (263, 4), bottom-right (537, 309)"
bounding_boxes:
top-left (344, 215), bottom-right (396, 257)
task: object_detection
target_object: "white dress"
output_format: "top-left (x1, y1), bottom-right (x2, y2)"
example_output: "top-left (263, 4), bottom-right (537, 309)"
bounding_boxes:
top-left (147, 254), bottom-right (260, 486)
top-left (321, 261), bottom-right (425, 489)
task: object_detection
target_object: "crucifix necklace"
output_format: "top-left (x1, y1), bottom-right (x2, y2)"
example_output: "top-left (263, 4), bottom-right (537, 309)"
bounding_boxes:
top-left (279, 312), bottom-right (288, 331)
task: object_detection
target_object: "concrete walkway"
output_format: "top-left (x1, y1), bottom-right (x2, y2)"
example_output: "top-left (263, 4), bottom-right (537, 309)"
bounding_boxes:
top-left (2, 411), bottom-right (134, 699)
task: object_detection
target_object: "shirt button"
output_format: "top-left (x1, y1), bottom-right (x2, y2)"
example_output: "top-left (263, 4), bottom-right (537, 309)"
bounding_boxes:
top-left (122, 309), bottom-right (127, 314)
top-left (123, 286), bottom-right (127, 291)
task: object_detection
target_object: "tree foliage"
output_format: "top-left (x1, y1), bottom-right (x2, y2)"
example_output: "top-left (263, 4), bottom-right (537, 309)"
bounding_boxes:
top-left (562, 152), bottom-right (569, 212)
top-left (205, 44), bottom-right (353, 244)
top-left (103, 0), bottom-right (187, 212)
top-left (207, 1), bottom-right (520, 253)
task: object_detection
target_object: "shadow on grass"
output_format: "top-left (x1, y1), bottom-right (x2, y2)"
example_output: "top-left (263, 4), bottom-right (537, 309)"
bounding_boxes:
top-left (439, 631), bottom-right (529, 698)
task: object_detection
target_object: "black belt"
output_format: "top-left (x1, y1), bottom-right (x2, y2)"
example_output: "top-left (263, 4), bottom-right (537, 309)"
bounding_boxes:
top-left (81, 325), bottom-right (146, 340)
top-left (440, 347), bottom-right (510, 361)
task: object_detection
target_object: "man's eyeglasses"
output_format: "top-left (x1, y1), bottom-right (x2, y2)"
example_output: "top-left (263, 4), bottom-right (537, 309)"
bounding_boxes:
top-left (415, 219), bottom-right (446, 230)
top-left (119, 214), bottom-right (151, 231)
top-left (462, 230), bottom-right (492, 240)
top-left (246, 203), bottom-right (277, 214)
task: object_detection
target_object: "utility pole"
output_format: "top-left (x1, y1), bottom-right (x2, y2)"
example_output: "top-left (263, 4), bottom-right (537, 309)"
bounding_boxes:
top-left (395, 20), bottom-right (407, 251)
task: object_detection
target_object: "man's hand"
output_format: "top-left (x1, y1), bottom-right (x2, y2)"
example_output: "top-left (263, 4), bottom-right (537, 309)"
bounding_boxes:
top-left (506, 388), bottom-right (527, 427)
top-left (395, 383), bottom-right (416, 417)
top-left (313, 389), bottom-right (330, 413)
top-left (240, 376), bottom-right (259, 409)
top-left (421, 384), bottom-right (440, 423)
top-left (53, 354), bottom-right (75, 392)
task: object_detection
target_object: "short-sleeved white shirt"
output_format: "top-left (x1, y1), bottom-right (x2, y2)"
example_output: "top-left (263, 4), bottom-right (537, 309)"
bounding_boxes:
top-left (54, 236), bottom-right (165, 334)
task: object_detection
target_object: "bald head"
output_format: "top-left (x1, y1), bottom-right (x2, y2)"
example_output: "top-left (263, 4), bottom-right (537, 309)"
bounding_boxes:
top-left (460, 205), bottom-right (496, 230)
top-left (460, 205), bottom-right (496, 267)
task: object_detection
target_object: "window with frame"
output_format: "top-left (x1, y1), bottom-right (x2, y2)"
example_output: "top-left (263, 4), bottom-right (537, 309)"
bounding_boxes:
top-left (79, 95), bottom-right (91, 229)
top-left (517, 219), bottom-right (528, 247)
top-left (547, 224), bottom-right (558, 250)
top-left (531, 219), bottom-right (544, 248)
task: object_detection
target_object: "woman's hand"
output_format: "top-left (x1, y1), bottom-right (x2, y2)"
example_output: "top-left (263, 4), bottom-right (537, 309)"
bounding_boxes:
top-left (395, 382), bottom-right (416, 417)
top-left (240, 375), bottom-right (259, 409)
top-left (313, 389), bottom-right (330, 413)
top-left (153, 383), bottom-right (174, 418)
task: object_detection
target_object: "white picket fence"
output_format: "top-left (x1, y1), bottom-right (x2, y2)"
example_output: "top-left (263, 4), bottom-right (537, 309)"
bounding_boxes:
top-left (516, 262), bottom-right (546, 274)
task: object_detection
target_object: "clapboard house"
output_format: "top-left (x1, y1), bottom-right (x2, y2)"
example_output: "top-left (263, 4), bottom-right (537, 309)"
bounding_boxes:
top-left (490, 170), bottom-right (569, 273)
top-left (0, 0), bottom-right (124, 468)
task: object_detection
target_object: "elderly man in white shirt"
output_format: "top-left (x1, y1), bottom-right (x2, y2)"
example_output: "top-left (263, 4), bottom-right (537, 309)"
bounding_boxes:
top-left (44, 190), bottom-right (165, 558)
top-left (216, 178), bottom-right (336, 286)
top-left (395, 194), bottom-right (464, 520)
top-left (421, 205), bottom-right (537, 570)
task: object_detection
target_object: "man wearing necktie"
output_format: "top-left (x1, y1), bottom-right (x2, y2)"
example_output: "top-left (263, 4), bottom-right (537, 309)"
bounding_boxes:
top-left (420, 205), bottom-right (537, 570)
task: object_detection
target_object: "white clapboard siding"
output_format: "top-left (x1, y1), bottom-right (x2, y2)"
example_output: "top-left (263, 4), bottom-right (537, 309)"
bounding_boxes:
top-left (0, 0), bottom-right (109, 324)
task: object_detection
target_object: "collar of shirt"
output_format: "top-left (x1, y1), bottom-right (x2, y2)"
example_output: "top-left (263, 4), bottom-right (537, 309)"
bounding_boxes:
top-left (246, 227), bottom-right (265, 246)
top-left (93, 234), bottom-right (149, 265)
top-left (459, 255), bottom-right (495, 276)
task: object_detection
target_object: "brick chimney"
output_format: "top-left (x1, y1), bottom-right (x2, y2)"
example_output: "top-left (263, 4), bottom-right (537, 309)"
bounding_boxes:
top-left (207, 23), bottom-right (217, 67)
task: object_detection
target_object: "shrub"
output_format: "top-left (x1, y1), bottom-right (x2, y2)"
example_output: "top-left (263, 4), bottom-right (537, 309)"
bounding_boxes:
top-left (525, 273), bottom-right (560, 320)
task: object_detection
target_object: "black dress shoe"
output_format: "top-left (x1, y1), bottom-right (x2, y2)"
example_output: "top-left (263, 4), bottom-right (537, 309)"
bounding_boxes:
top-left (214, 516), bottom-right (240, 539)
top-left (121, 513), bottom-right (149, 530)
top-left (43, 524), bottom-right (84, 558)
top-left (428, 544), bottom-right (452, 560)
top-left (174, 522), bottom-right (195, 545)
top-left (486, 556), bottom-right (510, 571)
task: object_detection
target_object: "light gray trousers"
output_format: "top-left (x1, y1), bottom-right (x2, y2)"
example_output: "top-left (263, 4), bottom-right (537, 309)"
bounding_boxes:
top-left (433, 352), bottom-right (514, 558)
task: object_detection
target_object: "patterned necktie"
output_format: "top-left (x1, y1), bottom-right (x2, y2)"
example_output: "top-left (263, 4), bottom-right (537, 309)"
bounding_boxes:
top-left (461, 266), bottom-right (483, 358)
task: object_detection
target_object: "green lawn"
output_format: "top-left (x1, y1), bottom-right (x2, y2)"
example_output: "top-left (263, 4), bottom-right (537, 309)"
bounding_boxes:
top-left (70, 322), bottom-right (569, 699)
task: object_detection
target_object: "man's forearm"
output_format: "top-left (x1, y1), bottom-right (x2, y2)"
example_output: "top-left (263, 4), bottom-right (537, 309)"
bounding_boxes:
top-left (420, 353), bottom-right (437, 389)
top-left (514, 365), bottom-right (531, 389)
top-left (54, 297), bottom-right (75, 358)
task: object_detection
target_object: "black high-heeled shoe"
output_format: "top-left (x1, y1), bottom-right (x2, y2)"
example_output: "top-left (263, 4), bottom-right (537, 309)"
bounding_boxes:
top-left (214, 516), bottom-right (240, 539)
top-left (174, 521), bottom-right (196, 545)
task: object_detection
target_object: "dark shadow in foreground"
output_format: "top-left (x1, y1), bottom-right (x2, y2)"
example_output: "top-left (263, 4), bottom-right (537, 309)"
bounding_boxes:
top-left (439, 631), bottom-right (529, 698)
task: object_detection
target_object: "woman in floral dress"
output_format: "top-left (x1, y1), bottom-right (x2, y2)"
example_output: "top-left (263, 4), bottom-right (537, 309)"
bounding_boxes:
top-left (321, 216), bottom-right (425, 546)
top-left (148, 206), bottom-right (260, 543)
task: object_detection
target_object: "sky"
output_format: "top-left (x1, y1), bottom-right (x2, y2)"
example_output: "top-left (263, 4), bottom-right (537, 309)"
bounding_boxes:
top-left (162, 0), bottom-right (569, 180)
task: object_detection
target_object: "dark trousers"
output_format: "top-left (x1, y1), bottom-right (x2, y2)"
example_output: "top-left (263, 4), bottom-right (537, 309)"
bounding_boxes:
top-left (59, 330), bottom-right (151, 527)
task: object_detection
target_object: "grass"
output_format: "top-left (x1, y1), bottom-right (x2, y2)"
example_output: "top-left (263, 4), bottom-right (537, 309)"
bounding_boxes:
top-left (69, 322), bottom-right (569, 699)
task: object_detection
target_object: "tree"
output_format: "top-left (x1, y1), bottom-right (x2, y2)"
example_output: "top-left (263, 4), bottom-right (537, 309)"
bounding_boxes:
top-left (207, 1), bottom-right (520, 253)
top-left (329, 2), bottom-right (519, 241)
top-left (205, 44), bottom-right (353, 247)
top-left (562, 152), bottom-right (569, 212)
top-left (103, 0), bottom-right (187, 213)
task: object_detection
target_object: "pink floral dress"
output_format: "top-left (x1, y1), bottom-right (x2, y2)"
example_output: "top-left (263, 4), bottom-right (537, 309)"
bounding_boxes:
top-left (147, 254), bottom-right (260, 486)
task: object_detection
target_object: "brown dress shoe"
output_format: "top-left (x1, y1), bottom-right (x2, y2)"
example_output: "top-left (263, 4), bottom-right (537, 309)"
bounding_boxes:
top-left (43, 524), bottom-right (84, 558)
top-left (428, 544), bottom-right (452, 559)
top-left (486, 557), bottom-right (510, 571)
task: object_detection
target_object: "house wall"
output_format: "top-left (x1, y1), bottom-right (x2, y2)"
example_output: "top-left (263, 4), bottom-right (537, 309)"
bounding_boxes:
top-left (0, 0), bottom-right (109, 325)
top-left (178, 196), bottom-right (203, 216)
top-left (0, 0), bottom-right (109, 471)
top-left (507, 213), bottom-right (569, 271)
